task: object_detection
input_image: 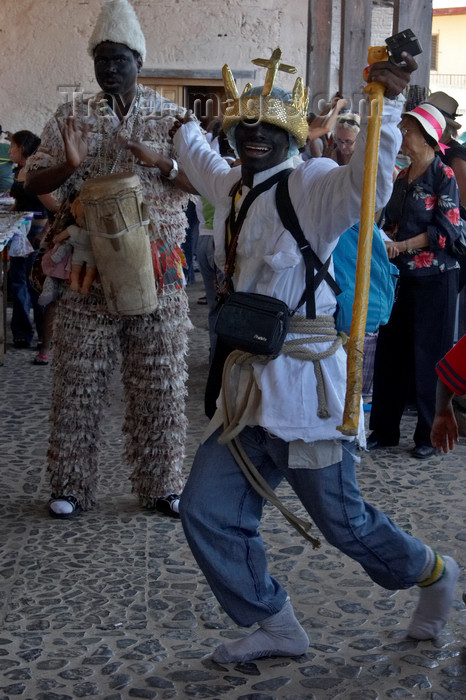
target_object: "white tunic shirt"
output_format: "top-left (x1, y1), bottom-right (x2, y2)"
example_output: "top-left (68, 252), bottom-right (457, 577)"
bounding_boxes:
top-left (174, 98), bottom-right (403, 453)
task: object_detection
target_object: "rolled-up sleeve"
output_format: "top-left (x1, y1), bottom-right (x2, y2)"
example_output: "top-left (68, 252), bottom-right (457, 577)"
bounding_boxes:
top-left (174, 121), bottom-right (235, 206)
top-left (288, 95), bottom-right (403, 250)
top-left (436, 334), bottom-right (466, 394)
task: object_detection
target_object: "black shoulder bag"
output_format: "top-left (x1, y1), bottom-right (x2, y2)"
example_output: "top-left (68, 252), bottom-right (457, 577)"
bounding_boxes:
top-left (214, 169), bottom-right (293, 356)
top-left (215, 172), bottom-right (340, 354)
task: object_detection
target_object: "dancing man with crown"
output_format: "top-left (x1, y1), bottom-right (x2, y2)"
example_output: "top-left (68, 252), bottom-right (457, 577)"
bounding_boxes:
top-left (170, 49), bottom-right (459, 662)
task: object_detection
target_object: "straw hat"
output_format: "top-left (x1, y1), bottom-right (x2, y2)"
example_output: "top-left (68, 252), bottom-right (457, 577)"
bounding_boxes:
top-left (88, 0), bottom-right (146, 62)
top-left (427, 91), bottom-right (462, 130)
top-left (403, 103), bottom-right (446, 145)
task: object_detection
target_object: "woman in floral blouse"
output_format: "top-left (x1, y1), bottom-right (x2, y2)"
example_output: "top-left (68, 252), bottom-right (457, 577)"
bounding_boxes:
top-left (368, 103), bottom-right (462, 459)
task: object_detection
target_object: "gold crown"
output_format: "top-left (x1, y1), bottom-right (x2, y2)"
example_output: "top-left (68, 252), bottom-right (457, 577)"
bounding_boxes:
top-left (222, 48), bottom-right (309, 148)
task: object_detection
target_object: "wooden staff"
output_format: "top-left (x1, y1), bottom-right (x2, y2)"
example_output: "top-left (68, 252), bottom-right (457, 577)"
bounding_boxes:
top-left (338, 47), bottom-right (388, 436)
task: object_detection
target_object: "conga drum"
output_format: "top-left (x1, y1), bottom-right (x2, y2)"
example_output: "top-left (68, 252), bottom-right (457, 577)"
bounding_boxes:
top-left (79, 173), bottom-right (157, 315)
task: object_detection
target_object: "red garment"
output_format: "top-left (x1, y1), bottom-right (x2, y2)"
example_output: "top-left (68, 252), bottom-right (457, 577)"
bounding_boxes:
top-left (436, 333), bottom-right (466, 395)
top-left (150, 239), bottom-right (185, 293)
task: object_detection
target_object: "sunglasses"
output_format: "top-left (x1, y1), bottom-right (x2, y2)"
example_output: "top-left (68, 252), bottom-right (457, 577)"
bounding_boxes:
top-left (338, 118), bottom-right (359, 127)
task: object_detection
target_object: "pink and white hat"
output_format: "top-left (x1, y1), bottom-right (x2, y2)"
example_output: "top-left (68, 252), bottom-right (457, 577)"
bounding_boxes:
top-left (403, 103), bottom-right (446, 147)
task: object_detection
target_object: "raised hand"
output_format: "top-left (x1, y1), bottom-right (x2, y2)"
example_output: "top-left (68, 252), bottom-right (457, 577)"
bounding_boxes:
top-left (124, 139), bottom-right (159, 167)
top-left (62, 115), bottom-right (88, 169)
top-left (168, 110), bottom-right (196, 140)
top-left (367, 53), bottom-right (418, 99)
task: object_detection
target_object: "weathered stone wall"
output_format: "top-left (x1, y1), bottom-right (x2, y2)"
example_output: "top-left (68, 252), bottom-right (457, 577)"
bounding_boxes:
top-left (0, 1), bottom-right (423, 144)
top-left (0, 0), bottom-right (309, 137)
top-left (371, 4), bottom-right (394, 45)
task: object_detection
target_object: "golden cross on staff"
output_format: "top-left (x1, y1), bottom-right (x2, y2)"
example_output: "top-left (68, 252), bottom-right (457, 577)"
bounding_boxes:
top-left (252, 48), bottom-right (297, 95)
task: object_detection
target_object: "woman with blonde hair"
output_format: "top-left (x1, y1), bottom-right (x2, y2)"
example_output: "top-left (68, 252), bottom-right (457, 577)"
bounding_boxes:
top-left (324, 111), bottom-right (360, 165)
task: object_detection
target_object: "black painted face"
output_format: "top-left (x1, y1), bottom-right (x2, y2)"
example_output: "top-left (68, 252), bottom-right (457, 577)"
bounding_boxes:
top-left (235, 120), bottom-right (290, 173)
top-left (93, 42), bottom-right (141, 99)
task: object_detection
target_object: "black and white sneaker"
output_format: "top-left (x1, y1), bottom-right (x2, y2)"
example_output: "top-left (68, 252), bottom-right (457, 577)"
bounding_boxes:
top-left (155, 494), bottom-right (180, 518)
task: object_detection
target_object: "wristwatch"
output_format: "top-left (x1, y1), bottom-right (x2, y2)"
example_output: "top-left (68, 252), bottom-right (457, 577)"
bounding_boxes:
top-left (165, 158), bottom-right (179, 180)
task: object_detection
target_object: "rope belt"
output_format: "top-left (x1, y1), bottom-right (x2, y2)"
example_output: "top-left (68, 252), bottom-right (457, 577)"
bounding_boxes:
top-left (283, 315), bottom-right (342, 419)
top-left (217, 314), bottom-right (342, 548)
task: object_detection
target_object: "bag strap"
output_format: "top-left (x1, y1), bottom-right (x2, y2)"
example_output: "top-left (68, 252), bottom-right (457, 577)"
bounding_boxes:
top-left (224, 169), bottom-right (294, 282)
top-left (275, 176), bottom-right (341, 319)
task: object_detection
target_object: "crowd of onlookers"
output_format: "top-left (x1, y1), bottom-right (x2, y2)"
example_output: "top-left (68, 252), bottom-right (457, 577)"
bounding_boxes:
top-left (2, 88), bottom-right (466, 458)
top-left (187, 88), bottom-right (466, 459)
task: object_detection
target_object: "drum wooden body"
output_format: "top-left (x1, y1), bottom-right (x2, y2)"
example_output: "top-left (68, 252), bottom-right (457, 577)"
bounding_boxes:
top-left (80, 173), bottom-right (157, 316)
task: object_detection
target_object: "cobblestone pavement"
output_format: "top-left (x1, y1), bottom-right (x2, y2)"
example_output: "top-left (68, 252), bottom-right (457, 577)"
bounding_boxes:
top-left (1, 280), bottom-right (465, 700)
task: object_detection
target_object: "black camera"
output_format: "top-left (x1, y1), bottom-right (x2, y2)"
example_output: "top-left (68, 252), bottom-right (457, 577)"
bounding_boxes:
top-left (385, 29), bottom-right (422, 64)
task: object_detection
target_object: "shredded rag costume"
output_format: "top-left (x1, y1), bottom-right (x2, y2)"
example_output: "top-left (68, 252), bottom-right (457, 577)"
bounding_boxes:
top-left (173, 94), bottom-right (441, 629)
top-left (27, 86), bottom-right (191, 509)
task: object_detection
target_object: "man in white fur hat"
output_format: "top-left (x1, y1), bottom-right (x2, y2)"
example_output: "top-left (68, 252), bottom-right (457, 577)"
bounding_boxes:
top-left (26, 0), bottom-right (194, 519)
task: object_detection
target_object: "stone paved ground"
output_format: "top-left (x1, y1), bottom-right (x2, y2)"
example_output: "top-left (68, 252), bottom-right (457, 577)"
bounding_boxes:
top-left (1, 280), bottom-right (466, 700)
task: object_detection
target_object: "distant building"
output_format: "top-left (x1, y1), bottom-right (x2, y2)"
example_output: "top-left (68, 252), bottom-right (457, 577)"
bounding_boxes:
top-left (430, 6), bottom-right (466, 133)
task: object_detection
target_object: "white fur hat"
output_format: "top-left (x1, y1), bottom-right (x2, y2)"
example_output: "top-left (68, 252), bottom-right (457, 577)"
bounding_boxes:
top-left (88, 0), bottom-right (146, 62)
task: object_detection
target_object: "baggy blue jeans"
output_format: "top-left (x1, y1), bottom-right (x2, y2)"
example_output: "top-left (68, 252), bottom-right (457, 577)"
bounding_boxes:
top-left (9, 253), bottom-right (44, 344)
top-left (180, 426), bottom-right (428, 627)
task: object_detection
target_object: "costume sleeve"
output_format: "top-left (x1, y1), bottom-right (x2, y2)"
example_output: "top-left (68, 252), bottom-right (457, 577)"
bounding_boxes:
top-left (426, 162), bottom-right (462, 251)
top-left (139, 109), bottom-right (193, 247)
top-left (24, 106), bottom-right (70, 210)
top-left (289, 96), bottom-right (404, 251)
top-left (144, 114), bottom-right (181, 160)
top-left (25, 110), bottom-right (67, 172)
top-left (436, 333), bottom-right (466, 395)
top-left (174, 121), bottom-right (236, 205)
